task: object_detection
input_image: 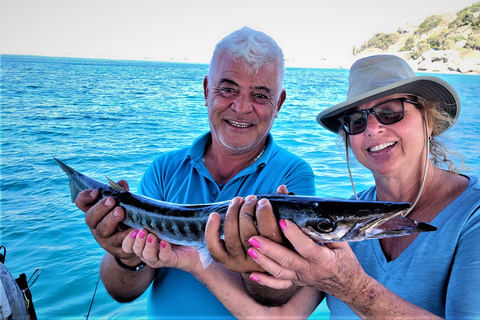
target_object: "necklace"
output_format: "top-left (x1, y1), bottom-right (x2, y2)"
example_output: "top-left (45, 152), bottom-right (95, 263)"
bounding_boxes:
top-left (246, 145), bottom-right (266, 166)
top-left (203, 145), bottom-right (266, 186)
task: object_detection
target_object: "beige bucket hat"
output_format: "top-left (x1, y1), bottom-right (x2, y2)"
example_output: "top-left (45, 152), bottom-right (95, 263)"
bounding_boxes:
top-left (317, 54), bottom-right (461, 135)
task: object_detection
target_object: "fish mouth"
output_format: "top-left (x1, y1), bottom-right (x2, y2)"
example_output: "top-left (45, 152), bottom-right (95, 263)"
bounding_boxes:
top-left (227, 119), bottom-right (253, 128)
top-left (342, 210), bottom-right (437, 241)
top-left (369, 215), bottom-right (437, 235)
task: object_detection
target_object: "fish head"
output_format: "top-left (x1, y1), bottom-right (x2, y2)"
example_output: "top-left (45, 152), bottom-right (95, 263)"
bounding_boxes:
top-left (291, 198), bottom-right (436, 243)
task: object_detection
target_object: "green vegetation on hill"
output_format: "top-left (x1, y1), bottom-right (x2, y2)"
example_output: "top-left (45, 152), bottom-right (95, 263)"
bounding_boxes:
top-left (450, 2), bottom-right (480, 29)
top-left (355, 2), bottom-right (480, 59)
top-left (360, 33), bottom-right (400, 51)
top-left (417, 15), bottom-right (443, 34)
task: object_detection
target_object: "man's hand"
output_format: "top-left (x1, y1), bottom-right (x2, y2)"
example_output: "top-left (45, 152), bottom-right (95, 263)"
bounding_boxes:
top-left (206, 196), bottom-right (264, 272)
top-left (76, 180), bottom-right (138, 262)
top-left (205, 185), bottom-right (289, 273)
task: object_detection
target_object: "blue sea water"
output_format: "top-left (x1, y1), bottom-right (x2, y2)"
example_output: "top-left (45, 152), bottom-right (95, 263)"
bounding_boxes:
top-left (1, 54), bottom-right (479, 319)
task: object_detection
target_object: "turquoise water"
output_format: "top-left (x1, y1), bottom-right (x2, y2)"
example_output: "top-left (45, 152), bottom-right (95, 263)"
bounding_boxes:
top-left (1, 54), bottom-right (479, 319)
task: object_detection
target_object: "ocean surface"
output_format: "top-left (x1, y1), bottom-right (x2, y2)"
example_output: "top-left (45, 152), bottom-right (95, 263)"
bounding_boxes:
top-left (1, 54), bottom-right (479, 319)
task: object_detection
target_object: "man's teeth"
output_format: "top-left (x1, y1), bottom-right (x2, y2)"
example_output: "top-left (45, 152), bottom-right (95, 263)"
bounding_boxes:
top-left (369, 142), bottom-right (395, 152)
top-left (228, 120), bottom-right (250, 128)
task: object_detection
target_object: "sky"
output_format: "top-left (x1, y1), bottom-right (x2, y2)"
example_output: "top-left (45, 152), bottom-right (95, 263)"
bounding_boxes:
top-left (1, 0), bottom-right (478, 67)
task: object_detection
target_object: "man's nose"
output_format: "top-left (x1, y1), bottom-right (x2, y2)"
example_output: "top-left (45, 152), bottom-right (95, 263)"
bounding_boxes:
top-left (231, 93), bottom-right (253, 113)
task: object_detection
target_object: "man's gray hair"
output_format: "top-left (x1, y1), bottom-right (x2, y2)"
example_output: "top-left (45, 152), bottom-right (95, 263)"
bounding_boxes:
top-left (208, 26), bottom-right (285, 90)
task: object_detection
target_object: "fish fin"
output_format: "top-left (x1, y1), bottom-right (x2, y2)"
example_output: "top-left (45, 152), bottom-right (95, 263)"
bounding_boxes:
top-left (106, 177), bottom-right (127, 192)
top-left (198, 246), bottom-right (213, 269)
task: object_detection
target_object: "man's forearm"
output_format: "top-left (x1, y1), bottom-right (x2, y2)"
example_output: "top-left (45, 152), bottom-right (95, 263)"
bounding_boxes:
top-left (100, 253), bottom-right (155, 303)
top-left (193, 261), bottom-right (322, 319)
top-left (241, 273), bottom-right (301, 307)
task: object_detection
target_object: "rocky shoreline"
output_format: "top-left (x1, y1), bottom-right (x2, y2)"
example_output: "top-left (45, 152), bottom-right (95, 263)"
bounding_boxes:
top-left (287, 50), bottom-right (480, 75)
top-left (405, 50), bottom-right (480, 74)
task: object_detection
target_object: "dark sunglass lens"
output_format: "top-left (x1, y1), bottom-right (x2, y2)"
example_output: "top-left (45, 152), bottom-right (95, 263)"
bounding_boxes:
top-left (346, 112), bottom-right (367, 134)
top-left (375, 100), bottom-right (404, 124)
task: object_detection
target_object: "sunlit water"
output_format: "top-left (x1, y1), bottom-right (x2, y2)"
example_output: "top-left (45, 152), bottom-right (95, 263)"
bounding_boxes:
top-left (1, 55), bottom-right (479, 319)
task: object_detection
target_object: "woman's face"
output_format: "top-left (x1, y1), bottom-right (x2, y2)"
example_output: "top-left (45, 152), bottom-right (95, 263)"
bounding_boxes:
top-left (349, 94), bottom-right (427, 177)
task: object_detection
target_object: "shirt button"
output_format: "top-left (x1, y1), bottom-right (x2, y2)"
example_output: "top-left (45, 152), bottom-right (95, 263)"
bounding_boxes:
top-left (212, 189), bottom-right (218, 195)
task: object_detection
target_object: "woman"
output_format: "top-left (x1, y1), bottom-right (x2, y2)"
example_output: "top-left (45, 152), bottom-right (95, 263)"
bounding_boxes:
top-left (244, 55), bottom-right (480, 319)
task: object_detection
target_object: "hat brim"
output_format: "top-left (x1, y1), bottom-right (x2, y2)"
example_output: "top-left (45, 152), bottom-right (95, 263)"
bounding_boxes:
top-left (317, 76), bottom-right (461, 135)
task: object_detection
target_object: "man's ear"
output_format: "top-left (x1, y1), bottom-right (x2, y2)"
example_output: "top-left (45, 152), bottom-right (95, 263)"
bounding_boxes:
top-left (275, 89), bottom-right (287, 117)
top-left (203, 76), bottom-right (209, 106)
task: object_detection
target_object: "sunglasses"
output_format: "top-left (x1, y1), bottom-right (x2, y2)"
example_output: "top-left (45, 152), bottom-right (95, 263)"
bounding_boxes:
top-left (338, 98), bottom-right (418, 135)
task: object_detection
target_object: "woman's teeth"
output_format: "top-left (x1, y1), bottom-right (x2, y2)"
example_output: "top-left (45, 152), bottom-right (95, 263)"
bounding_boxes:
top-left (369, 142), bottom-right (396, 152)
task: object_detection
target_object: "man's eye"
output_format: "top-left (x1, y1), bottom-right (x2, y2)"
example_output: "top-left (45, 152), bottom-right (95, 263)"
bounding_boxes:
top-left (220, 87), bottom-right (236, 95)
top-left (254, 94), bottom-right (267, 99)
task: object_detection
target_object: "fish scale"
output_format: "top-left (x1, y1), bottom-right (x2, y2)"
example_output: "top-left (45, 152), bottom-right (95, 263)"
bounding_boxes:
top-left (54, 158), bottom-right (436, 267)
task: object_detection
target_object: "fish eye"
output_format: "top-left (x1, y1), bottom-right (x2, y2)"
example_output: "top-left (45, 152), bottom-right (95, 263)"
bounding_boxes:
top-left (312, 217), bottom-right (335, 233)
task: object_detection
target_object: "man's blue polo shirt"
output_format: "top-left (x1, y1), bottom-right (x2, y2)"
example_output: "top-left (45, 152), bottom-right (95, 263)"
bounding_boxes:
top-left (138, 132), bottom-right (315, 319)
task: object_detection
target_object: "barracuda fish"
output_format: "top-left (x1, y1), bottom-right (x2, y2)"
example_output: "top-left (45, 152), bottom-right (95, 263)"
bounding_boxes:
top-left (55, 158), bottom-right (436, 266)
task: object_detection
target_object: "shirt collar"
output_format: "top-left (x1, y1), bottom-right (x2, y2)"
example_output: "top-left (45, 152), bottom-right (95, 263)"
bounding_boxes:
top-left (187, 131), bottom-right (276, 170)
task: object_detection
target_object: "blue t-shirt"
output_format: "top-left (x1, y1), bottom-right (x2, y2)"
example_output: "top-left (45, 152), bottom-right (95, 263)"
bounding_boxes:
top-left (317, 175), bottom-right (480, 319)
top-left (139, 132), bottom-right (316, 319)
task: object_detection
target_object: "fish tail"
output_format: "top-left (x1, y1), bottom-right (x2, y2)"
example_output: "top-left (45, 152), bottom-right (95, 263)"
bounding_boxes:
top-left (54, 158), bottom-right (81, 202)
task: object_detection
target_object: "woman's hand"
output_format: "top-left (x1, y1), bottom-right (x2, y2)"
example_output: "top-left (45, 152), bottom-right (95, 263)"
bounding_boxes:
top-left (247, 219), bottom-right (368, 300)
top-left (122, 229), bottom-right (202, 274)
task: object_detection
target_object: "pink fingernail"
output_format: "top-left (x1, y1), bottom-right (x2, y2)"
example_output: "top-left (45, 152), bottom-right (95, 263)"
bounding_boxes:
top-left (131, 230), bottom-right (138, 238)
top-left (147, 236), bottom-right (153, 244)
top-left (160, 241), bottom-right (166, 248)
top-left (113, 207), bottom-right (120, 218)
top-left (249, 238), bottom-right (261, 249)
top-left (279, 219), bottom-right (287, 230)
top-left (138, 230), bottom-right (146, 239)
top-left (247, 248), bottom-right (258, 259)
top-left (249, 275), bottom-right (260, 282)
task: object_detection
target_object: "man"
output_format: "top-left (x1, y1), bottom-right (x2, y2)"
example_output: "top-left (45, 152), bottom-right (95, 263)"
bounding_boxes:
top-left (76, 26), bottom-right (316, 318)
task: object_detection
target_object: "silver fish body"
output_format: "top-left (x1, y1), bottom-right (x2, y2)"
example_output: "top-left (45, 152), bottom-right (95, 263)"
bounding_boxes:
top-left (55, 158), bottom-right (436, 246)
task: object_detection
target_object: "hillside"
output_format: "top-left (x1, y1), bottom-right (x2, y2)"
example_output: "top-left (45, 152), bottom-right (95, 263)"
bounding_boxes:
top-left (354, 2), bottom-right (480, 74)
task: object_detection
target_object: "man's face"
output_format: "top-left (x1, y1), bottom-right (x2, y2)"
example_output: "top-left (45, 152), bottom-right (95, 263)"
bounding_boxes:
top-left (204, 53), bottom-right (285, 154)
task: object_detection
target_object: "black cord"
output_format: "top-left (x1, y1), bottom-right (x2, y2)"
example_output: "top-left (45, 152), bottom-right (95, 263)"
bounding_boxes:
top-left (85, 275), bottom-right (100, 319)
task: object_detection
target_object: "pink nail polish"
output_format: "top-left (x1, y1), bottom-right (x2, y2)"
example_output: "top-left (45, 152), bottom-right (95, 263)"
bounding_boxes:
top-left (131, 230), bottom-right (138, 238)
top-left (249, 275), bottom-right (260, 282)
top-left (147, 236), bottom-right (153, 243)
top-left (279, 219), bottom-right (287, 230)
top-left (249, 238), bottom-right (261, 249)
top-left (247, 248), bottom-right (258, 259)
top-left (138, 230), bottom-right (145, 239)
top-left (160, 241), bottom-right (166, 248)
